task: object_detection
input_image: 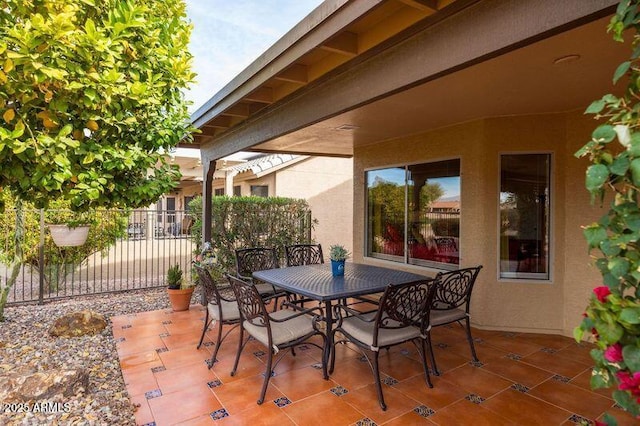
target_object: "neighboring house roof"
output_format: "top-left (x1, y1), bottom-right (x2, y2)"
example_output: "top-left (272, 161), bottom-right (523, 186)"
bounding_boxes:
top-left (214, 154), bottom-right (308, 179)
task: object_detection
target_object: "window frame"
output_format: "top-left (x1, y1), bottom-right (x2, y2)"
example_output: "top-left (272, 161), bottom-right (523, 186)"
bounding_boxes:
top-left (364, 158), bottom-right (461, 271)
top-left (497, 151), bottom-right (553, 283)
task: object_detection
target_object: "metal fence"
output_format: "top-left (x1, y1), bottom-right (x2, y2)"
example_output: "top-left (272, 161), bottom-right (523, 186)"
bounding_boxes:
top-left (1, 209), bottom-right (199, 305)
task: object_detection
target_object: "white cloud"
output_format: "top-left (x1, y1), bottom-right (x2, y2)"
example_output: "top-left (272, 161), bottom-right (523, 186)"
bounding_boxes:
top-left (185, 0), bottom-right (324, 113)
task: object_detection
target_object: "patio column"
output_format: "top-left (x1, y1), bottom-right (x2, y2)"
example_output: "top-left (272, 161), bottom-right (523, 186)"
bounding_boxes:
top-left (202, 160), bottom-right (216, 244)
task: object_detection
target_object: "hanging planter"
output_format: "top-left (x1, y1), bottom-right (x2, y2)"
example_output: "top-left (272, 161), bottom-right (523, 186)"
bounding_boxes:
top-left (48, 224), bottom-right (90, 247)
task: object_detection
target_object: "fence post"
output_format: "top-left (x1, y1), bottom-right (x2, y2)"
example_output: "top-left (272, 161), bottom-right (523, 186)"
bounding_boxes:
top-left (38, 209), bottom-right (45, 305)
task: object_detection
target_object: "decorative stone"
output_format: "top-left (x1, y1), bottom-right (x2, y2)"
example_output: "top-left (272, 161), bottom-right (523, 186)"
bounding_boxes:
top-left (0, 369), bottom-right (89, 403)
top-left (48, 310), bottom-right (107, 337)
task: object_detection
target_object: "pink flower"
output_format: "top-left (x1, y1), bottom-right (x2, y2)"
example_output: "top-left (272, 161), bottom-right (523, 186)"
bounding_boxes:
top-left (593, 286), bottom-right (611, 303)
top-left (616, 371), bottom-right (640, 396)
top-left (604, 343), bottom-right (623, 363)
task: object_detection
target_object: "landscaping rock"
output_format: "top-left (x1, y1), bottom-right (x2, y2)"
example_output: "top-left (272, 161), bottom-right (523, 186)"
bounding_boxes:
top-left (48, 310), bottom-right (107, 337)
top-left (0, 369), bottom-right (89, 402)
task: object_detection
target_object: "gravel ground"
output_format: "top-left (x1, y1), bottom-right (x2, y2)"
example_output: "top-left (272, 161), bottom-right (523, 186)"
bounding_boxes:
top-left (0, 287), bottom-right (193, 426)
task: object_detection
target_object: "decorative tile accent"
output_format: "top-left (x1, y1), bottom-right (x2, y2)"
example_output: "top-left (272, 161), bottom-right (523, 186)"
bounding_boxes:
top-left (469, 361), bottom-right (484, 368)
top-left (358, 355), bottom-right (368, 363)
top-left (273, 397), bottom-right (291, 407)
top-left (414, 405), bottom-right (435, 418)
top-left (207, 379), bottom-right (222, 388)
top-left (502, 332), bottom-right (517, 338)
top-left (145, 389), bottom-right (162, 399)
top-left (205, 358), bottom-right (218, 368)
top-left (436, 343), bottom-right (450, 349)
top-left (261, 370), bottom-right (276, 378)
top-left (297, 344), bottom-right (310, 351)
top-left (400, 348), bottom-right (410, 355)
top-left (155, 347), bottom-right (168, 353)
top-left (115, 337), bottom-right (126, 343)
top-left (511, 383), bottom-right (530, 393)
top-left (355, 418), bottom-right (377, 426)
top-left (203, 341), bottom-right (215, 347)
top-left (210, 408), bottom-right (229, 421)
top-left (465, 393), bottom-right (485, 404)
top-left (253, 350), bottom-right (266, 357)
top-left (151, 365), bottom-right (166, 373)
top-left (382, 376), bottom-right (399, 386)
top-left (162, 320), bottom-right (172, 325)
top-left (541, 347), bottom-right (557, 354)
top-left (330, 386), bottom-right (349, 396)
top-left (568, 414), bottom-right (591, 424)
top-left (506, 353), bottom-right (522, 361)
top-left (552, 374), bottom-right (571, 383)
top-left (121, 324), bottom-right (132, 329)
top-left (159, 332), bottom-right (170, 338)
top-left (311, 363), bottom-right (323, 370)
top-left (473, 337), bottom-right (484, 343)
top-left (141, 422), bottom-right (156, 426)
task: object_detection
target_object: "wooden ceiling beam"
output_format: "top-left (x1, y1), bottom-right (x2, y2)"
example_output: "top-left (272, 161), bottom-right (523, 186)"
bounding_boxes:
top-left (274, 63), bottom-right (308, 84)
top-left (203, 115), bottom-right (232, 129)
top-left (243, 87), bottom-right (274, 104)
top-left (320, 31), bottom-right (358, 57)
top-left (223, 103), bottom-right (250, 118)
top-left (397, 0), bottom-right (439, 12)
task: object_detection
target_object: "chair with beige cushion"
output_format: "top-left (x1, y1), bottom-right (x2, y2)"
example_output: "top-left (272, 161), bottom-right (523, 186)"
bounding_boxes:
top-left (227, 274), bottom-right (328, 405)
top-left (428, 265), bottom-right (483, 375)
top-left (330, 278), bottom-right (437, 411)
top-left (194, 265), bottom-right (241, 369)
top-left (235, 247), bottom-right (281, 297)
top-left (285, 243), bottom-right (324, 266)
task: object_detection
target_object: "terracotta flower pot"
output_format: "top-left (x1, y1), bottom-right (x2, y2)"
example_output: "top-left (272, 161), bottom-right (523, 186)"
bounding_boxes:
top-left (167, 287), bottom-right (194, 312)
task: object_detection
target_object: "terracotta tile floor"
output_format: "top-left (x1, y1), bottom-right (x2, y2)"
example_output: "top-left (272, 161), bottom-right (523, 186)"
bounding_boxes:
top-left (113, 305), bottom-right (637, 426)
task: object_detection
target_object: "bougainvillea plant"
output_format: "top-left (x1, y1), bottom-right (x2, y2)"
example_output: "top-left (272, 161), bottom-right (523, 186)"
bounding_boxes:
top-left (574, 1), bottom-right (640, 423)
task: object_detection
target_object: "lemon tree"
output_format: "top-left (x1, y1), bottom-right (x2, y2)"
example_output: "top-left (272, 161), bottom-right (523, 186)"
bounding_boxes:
top-left (0, 0), bottom-right (195, 210)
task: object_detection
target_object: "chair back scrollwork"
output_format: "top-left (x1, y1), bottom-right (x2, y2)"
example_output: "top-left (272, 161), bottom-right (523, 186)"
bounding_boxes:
top-left (285, 244), bottom-right (324, 266)
top-left (433, 266), bottom-right (482, 312)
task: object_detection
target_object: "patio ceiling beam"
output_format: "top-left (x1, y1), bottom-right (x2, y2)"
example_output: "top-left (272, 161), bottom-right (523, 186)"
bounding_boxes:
top-left (203, 116), bottom-right (232, 129)
top-left (223, 103), bottom-right (251, 118)
top-left (243, 87), bottom-right (274, 104)
top-left (320, 31), bottom-right (358, 56)
top-left (398, 0), bottom-right (439, 12)
top-left (200, 0), bottom-right (617, 162)
top-left (274, 64), bottom-right (309, 84)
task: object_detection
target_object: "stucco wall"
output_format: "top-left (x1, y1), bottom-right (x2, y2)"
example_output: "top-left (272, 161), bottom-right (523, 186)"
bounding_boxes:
top-left (275, 157), bottom-right (354, 258)
top-left (354, 112), bottom-right (602, 336)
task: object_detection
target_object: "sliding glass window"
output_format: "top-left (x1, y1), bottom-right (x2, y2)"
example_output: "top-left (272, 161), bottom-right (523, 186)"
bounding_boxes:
top-left (366, 159), bottom-right (461, 269)
top-left (499, 154), bottom-right (551, 280)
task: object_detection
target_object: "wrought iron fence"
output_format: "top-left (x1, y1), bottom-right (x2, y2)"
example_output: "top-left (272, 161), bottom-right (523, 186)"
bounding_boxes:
top-left (1, 209), bottom-right (199, 305)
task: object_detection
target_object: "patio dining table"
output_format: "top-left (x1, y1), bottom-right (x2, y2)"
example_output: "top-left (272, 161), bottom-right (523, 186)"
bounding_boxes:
top-left (252, 262), bottom-right (429, 366)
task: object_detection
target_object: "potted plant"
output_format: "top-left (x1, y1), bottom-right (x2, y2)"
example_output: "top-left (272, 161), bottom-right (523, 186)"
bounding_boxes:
top-left (329, 244), bottom-right (350, 277)
top-left (166, 264), bottom-right (194, 311)
top-left (45, 210), bottom-right (95, 247)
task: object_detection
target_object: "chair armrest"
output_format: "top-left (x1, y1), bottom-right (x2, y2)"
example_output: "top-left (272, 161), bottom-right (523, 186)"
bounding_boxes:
top-left (268, 305), bottom-right (324, 323)
top-left (333, 304), bottom-right (377, 322)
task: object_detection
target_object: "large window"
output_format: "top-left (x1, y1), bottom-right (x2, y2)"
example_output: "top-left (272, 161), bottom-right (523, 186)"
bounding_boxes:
top-left (251, 185), bottom-right (268, 197)
top-left (366, 159), bottom-right (460, 268)
top-left (499, 154), bottom-right (550, 280)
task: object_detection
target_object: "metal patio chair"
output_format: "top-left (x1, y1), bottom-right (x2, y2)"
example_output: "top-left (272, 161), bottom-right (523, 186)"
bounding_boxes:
top-left (330, 278), bottom-right (437, 411)
top-left (194, 265), bottom-right (241, 369)
top-left (227, 274), bottom-right (328, 404)
top-left (235, 247), bottom-right (282, 299)
top-left (427, 265), bottom-right (483, 375)
top-left (285, 243), bottom-right (324, 266)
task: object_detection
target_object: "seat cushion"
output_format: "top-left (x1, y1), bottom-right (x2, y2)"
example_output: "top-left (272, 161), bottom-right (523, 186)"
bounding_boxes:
top-left (430, 308), bottom-right (467, 326)
top-left (340, 314), bottom-right (421, 351)
top-left (208, 299), bottom-right (240, 322)
top-left (243, 309), bottom-right (315, 352)
top-left (254, 282), bottom-right (276, 295)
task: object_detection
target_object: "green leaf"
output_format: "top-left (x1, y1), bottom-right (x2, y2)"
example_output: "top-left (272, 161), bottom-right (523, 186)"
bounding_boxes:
top-left (586, 164), bottom-right (609, 192)
top-left (595, 321), bottom-right (624, 343)
top-left (622, 344), bottom-right (640, 371)
top-left (613, 61), bottom-right (631, 83)
top-left (619, 307), bottom-right (640, 324)
top-left (590, 368), bottom-right (612, 389)
top-left (573, 326), bottom-right (584, 343)
top-left (608, 257), bottom-right (629, 278)
top-left (592, 125), bottom-right (617, 143)
top-left (585, 99), bottom-right (606, 114)
top-left (609, 155), bottom-right (630, 175)
top-left (630, 158), bottom-right (640, 186)
top-left (584, 224), bottom-right (608, 248)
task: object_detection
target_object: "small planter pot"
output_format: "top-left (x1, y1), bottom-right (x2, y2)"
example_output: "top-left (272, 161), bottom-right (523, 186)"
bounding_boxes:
top-left (167, 287), bottom-right (194, 311)
top-left (48, 224), bottom-right (90, 247)
top-left (331, 259), bottom-right (345, 277)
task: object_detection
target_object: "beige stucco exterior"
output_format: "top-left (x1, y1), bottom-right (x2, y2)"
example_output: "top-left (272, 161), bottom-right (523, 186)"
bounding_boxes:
top-left (354, 110), bottom-right (603, 336)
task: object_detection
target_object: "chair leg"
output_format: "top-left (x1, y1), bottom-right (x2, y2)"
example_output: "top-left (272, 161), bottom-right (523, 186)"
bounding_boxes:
top-left (231, 327), bottom-right (245, 377)
top-left (426, 330), bottom-right (439, 376)
top-left (372, 351), bottom-right (387, 411)
top-left (207, 318), bottom-right (223, 369)
top-left (258, 350), bottom-right (274, 404)
top-left (419, 339), bottom-right (433, 388)
top-left (464, 317), bottom-right (479, 362)
top-left (197, 309), bottom-right (210, 349)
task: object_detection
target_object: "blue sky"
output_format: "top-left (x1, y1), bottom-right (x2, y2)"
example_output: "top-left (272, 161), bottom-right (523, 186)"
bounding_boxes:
top-left (185, 0), bottom-right (324, 113)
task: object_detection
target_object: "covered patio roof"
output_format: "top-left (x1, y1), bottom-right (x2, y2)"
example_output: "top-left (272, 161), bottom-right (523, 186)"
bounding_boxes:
top-left (192, 0), bottom-right (623, 163)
